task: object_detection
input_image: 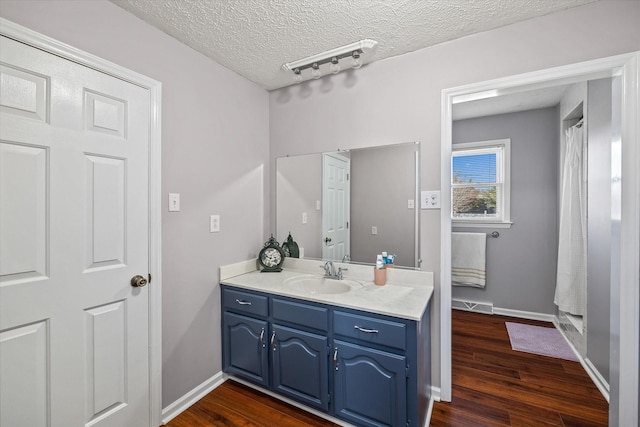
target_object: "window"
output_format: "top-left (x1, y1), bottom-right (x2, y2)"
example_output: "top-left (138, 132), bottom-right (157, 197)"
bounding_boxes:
top-left (452, 139), bottom-right (511, 227)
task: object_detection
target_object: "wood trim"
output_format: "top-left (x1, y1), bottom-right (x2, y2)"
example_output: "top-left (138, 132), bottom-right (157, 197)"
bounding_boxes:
top-left (0, 17), bottom-right (164, 427)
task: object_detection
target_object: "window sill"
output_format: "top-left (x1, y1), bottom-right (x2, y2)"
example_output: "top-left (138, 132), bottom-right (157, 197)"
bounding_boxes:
top-left (452, 221), bottom-right (513, 229)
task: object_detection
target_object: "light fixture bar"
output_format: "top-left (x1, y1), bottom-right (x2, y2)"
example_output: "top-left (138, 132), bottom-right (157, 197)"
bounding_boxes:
top-left (282, 39), bottom-right (377, 73)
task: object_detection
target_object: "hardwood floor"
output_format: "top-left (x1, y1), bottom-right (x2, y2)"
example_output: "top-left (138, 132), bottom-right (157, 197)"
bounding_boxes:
top-left (165, 380), bottom-right (338, 427)
top-left (430, 310), bottom-right (608, 426)
top-left (166, 310), bottom-right (608, 426)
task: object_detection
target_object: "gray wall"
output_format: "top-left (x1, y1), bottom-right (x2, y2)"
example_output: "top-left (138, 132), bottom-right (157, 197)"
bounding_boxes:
top-left (586, 78), bottom-right (613, 383)
top-left (276, 154), bottom-right (322, 259)
top-left (269, 1), bottom-right (640, 388)
top-left (0, 0), bottom-right (270, 407)
top-left (452, 108), bottom-right (559, 314)
top-left (350, 143), bottom-right (417, 265)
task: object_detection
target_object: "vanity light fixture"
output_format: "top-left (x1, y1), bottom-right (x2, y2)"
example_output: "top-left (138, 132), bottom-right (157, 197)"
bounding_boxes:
top-left (283, 39), bottom-right (378, 83)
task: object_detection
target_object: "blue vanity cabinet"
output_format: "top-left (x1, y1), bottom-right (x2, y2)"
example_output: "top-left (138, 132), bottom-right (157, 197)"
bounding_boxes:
top-left (333, 340), bottom-right (407, 427)
top-left (271, 297), bottom-right (330, 411)
top-left (223, 312), bottom-right (269, 387)
top-left (221, 284), bottom-right (431, 427)
top-left (222, 288), bottom-right (269, 387)
top-left (332, 310), bottom-right (409, 427)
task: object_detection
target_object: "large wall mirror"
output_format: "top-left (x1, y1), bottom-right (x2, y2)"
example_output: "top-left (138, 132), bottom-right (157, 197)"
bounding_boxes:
top-left (276, 141), bottom-right (420, 268)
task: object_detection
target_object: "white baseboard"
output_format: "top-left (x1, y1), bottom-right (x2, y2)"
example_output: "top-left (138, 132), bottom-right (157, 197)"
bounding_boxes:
top-left (583, 357), bottom-right (610, 403)
top-left (493, 307), bottom-right (555, 323)
top-left (424, 396), bottom-right (435, 427)
top-left (161, 371), bottom-right (226, 424)
top-left (430, 385), bottom-right (441, 402)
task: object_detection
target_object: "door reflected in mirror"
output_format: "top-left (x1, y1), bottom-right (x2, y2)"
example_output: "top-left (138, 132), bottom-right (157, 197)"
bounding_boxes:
top-left (276, 141), bottom-right (420, 268)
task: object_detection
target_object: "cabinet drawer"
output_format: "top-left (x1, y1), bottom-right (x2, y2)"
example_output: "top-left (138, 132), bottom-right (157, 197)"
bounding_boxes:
top-left (333, 311), bottom-right (406, 351)
top-left (223, 288), bottom-right (268, 318)
top-left (272, 298), bottom-right (329, 331)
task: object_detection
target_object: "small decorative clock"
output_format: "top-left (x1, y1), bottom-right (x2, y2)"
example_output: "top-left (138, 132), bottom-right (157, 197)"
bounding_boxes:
top-left (258, 235), bottom-right (284, 272)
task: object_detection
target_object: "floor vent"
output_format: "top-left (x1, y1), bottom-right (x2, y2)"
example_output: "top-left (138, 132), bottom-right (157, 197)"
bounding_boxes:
top-left (452, 299), bottom-right (494, 314)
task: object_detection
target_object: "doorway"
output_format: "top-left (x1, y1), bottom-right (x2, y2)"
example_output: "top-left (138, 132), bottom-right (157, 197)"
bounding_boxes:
top-left (440, 52), bottom-right (640, 425)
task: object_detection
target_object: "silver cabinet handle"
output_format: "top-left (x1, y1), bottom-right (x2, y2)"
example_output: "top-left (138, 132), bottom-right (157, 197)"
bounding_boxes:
top-left (333, 347), bottom-right (339, 371)
top-left (259, 328), bottom-right (265, 348)
top-left (270, 331), bottom-right (276, 352)
top-left (354, 325), bottom-right (379, 334)
top-left (235, 299), bottom-right (252, 305)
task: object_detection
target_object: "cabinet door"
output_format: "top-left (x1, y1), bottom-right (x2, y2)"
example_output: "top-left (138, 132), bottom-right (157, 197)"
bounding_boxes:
top-left (333, 340), bottom-right (407, 427)
top-left (272, 324), bottom-right (329, 411)
top-left (223, 312), bottom-right (269, 387)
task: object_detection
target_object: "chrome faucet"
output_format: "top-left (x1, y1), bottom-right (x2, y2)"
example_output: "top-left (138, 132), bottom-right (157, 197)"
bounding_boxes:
top-left (321, 261), bottom-right (347, 280)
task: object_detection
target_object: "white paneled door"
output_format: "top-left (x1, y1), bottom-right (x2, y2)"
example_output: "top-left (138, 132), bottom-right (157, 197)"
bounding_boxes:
top-left (0, 35), bottom-right (150, 426)
top-left (322, 152), bottom-right (350, 261)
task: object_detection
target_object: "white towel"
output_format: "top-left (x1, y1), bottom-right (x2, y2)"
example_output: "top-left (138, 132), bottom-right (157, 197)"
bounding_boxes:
top-left (452, 232), bottom-right (487, 288)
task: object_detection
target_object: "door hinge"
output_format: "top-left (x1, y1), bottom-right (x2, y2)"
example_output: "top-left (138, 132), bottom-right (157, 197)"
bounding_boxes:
top-left (346, 221), bottom-right (349, 229)
top-left (148, 273), bottom-right (152, 284)
top-left (347, 173), bottom-right (350, 181)
top-left (406, 366), bottom-right (410, 378)
top-left (328, 393), bottom-right (331, 404)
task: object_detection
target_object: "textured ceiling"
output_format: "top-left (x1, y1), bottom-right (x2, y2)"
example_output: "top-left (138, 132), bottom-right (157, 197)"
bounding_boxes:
top-left (111, 0), bottom-right (596, 90)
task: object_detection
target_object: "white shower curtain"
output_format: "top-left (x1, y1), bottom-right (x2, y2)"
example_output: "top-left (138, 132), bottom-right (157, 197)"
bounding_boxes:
top-left (554, 124), bottom-right (586, 315)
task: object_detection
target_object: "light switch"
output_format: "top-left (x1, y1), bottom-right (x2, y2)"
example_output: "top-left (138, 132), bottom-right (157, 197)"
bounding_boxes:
top-left (168, 193), bottom-right (180, 212)
top-left (316, 200), bottom-right (321, 210)
top-left (210, 215), bottom-right (220, 232)
top-left (371, 226), bottom-right (377, 235)
top-left (421, 190), bottom-right (441, 209)
top-left (408, 199), bottom-right (415, 209)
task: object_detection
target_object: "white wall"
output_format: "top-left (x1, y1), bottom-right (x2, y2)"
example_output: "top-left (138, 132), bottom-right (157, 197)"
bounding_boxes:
top-left (269, 1), bottom-right (640, 390)
top-left (0, 0), bottom-right (270, 407)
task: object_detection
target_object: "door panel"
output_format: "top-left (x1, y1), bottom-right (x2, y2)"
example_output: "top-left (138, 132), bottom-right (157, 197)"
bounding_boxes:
top-left (322, 153), bottom-right (350, 261)
top-left (0, 35), bottom-right (150, 427)
top-left (272, 324), bottom-right (329, 411)
top-left (223, 312), bottom-right (269, 387)
top-left (334, 340), bottom-right (407, 427)
top-left (0, 141), bottom-right (48, 281)
top-left (0, 320), bottom-right (49, 427)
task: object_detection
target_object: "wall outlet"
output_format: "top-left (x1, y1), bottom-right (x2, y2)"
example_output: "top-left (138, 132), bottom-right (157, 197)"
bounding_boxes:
top-left (408, 199), bottom-right (415, 209)
top-left (371, 226), bottom-right (377, 235)
top-left (302, 212), bottom-right (308, 224)
top-left (168, 193), bottom-right (180, 212)
top-left (421, 190), bottom-right (441, 209)
top-left (316, 200), bottom-right (321, 210)
top-left (210, 215), bottom-right (220, 232)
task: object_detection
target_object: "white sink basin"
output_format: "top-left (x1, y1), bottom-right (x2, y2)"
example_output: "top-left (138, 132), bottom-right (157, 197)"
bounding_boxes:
top-left (284, 275), bottom-right (361, 295)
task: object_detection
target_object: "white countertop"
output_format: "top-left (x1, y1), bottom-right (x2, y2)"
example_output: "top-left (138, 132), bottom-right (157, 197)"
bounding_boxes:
top-left (220, 258), bottom-right (434, 321)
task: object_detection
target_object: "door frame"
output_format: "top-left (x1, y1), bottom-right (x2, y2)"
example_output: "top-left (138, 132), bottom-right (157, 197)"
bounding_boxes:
top-left (440, 52), bottom-right (639, 425)
top-left (0, 18), bottom-right (163, 427)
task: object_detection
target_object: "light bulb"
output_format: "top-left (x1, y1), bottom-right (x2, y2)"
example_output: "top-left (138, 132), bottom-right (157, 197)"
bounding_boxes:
top-left (330, 57), bottom-right (340, 74)
top-left (293, 68), bottom-right (302, 83)
top-left (352, 51), bottom-right (362, 69)
top-left (311, 63), bottom-right (321, 79)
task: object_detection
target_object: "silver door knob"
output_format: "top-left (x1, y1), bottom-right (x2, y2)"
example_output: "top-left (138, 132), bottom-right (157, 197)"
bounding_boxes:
top-left (131, 275), bottom-right (148, 288)
top-left (324, 237), bottom-right (332, 243)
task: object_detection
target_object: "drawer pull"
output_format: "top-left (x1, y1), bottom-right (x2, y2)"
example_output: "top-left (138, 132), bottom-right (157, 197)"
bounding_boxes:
top-left (333, 347), bottom-right (339, 371)
top-left (235, 299), bottom-right (252, 306)
top-left (271, 331), bottom-right (277, 352)
top-left (259, 328), bottom-right (265, 348)
top-left (354, 325), bottom-right (379, 334)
